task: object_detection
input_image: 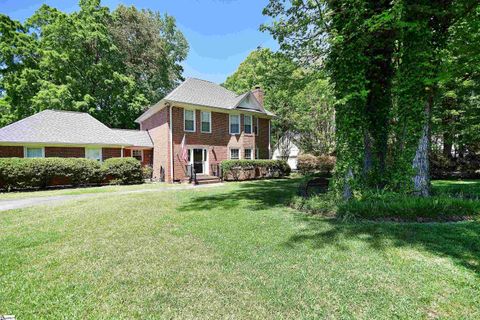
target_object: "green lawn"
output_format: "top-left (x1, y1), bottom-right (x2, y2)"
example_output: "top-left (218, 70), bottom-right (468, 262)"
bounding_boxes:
top-left (0, 181), bottom-right (172, 201)
top-left (1, 178), bottom-right (479, 319)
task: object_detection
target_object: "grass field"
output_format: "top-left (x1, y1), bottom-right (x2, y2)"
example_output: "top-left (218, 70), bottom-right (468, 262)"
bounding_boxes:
top-left (1, 178), bottom-right (479, 319)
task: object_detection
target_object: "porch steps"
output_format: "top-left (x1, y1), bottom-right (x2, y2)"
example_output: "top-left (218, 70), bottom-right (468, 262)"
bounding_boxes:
top-left (195, 175), bottom-right (222, 185)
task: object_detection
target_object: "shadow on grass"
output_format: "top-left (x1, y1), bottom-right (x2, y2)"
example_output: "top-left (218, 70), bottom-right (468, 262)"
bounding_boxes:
top-left (288, 215), bottom-right (480, 275)
top-left (180, 177), bottom-right (480, 275)
top-left (179, 178), bottom-right (301, 212)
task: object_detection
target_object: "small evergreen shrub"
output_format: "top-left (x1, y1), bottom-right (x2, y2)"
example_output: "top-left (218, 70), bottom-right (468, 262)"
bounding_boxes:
top-left (102, 157), bottom-right (143, 185)
top-left (220, 160), bottom-right (291, 181)
top-left (142, 165), bottom-right (153, 180)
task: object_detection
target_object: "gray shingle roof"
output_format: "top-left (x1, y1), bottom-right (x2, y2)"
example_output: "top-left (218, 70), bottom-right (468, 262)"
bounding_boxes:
top-left (165, 78), bottom-right (244, 109)
top-left (111, 129), bottom-right (153, 148)
top-left (0, 110), bottom-right (129, 146)
top-left (136, 78), bottom-right (274, 123)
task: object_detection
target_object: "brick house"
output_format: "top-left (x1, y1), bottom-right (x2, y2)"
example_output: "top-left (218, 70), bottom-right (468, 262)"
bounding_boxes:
top-left (0, 78), bottom-right (273, 183)
top-left (136, 78), bottom-right (273, 183)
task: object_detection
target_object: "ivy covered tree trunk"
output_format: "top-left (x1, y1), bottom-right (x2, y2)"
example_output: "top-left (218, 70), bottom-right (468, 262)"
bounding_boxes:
top-left (412, 100), bottom-right (432, 196)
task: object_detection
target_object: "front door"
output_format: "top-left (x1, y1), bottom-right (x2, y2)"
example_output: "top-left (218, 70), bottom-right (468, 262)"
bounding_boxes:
top-left (193, 149), bottom-right (204, 174)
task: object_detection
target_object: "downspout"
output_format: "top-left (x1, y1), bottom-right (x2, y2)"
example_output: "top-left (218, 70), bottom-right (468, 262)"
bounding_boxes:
top-left (121, 147), bottom-right (124, 158)
top-left (268, 119), bottom-right (271, 159)
top-left (169, 104), bottom-right (174, 182)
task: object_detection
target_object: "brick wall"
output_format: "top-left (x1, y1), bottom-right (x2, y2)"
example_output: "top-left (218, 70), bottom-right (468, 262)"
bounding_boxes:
top-left (140, 107), bottom-right (170, 182)
top-left (123, 148), bottom-right (154, 167)
top-left (102, 148), bottom-right (121, 161)
top-left (0, 146), bottom-right (23, 158)
top-left (171, 106), bottom-right (271, 181)
top-left (45, 147), bottom-right (85, 158)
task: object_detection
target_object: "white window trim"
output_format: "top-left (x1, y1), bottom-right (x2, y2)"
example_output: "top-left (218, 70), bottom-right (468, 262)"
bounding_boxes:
top-left (200, 111), bottom-right (212, 133)
top-left (229, 148), bottom-right (240, 160)
top-left (244, 148), bottom-right (253, 160)
top-left (256, 147), bottom-right (260, 159)
top-left (184, 109), bottom-right (196, 132)
top-left (132, 149), bottom-right (144, 162)
top-left (85, 147), bottom-right (102, 162)
top-left (244, 115), bottom-right (253, 134)
top-left (24, 146), bottom-right (45, 158)
top-left (229, 114), bottom-right (240, 135)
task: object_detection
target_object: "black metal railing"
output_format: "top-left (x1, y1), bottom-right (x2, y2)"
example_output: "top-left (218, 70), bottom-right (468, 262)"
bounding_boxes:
top-left (186, 164), bottom-right (197, 184)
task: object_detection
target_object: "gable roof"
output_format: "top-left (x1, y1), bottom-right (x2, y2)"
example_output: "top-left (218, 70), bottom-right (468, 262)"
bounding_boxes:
top-left (0, 110), bottom-right (151, 148)
top-left (136, 78), bottom-right (274, 123)
top-left (111, 129), bottom-right (153, 148)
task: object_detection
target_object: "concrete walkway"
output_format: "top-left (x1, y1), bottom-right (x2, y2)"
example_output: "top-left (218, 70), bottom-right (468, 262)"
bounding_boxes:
top-left (0, 183), bottom-right (224, 212)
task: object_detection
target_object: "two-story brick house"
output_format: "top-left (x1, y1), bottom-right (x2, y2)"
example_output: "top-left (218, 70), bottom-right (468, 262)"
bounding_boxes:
top-left (136, 78), bottom-right (273, 183)
top-left (0, 78), bottom-right (273, 184)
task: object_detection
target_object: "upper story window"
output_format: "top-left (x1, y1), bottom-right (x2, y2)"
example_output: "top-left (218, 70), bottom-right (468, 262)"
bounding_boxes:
top-left (25, 147), bottom-right (44, 158)
top-left (229, 114), bottom-right (240, 135)
top-left (132, 149), bottom-right (143, 162)
top-left (201, 111), bottom-right (211, 133)
top-left (244, 115), bottom-right (252, 134)
top-left (230, 148), bottom-right (240, 160)
top-left (85, 148), bottom-right (102, 161)
top-left (184, 109), bottom-right (195, 132)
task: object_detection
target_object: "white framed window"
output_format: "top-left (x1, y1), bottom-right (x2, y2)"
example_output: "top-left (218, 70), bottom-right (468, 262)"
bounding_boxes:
top-left (201, 111), bottom-right (211, 133)
top-left (184, 109), bottom-right (195, 132)
top-left (255, 147), bottom-right (260, 159)
top-left (24, 146), bottom-right (44, 158)
top-left (132, 149), bottom-right (143, 162)
top-left (254, 117), bottom-right (259, 136)
top-left (244, 115), bottom-right (252, 134)
top-left (85, 148), bottom-right (102, 162)
top-left (230, 148), bottom-right (240, 160)
top-left (244, 148), bottom-right (252, 159)
top-left (229, 114), bottom-right (240, 135)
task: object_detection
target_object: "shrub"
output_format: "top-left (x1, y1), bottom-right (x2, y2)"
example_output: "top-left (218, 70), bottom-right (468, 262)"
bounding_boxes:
top-left (0, 158), bottom-right (102, 191)
top-left (220, 160), bottom-right (291, 181)
top-left (102, 157), bottom-right (143, 185)
top-left (297, 154), bottom-right (336, 175)
top-left (290, 193), bottom-right (338, 216)
top-left (142, 165), bottom-right (153, 180)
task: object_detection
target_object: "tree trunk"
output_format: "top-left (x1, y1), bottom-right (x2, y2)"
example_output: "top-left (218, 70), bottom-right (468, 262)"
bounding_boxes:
top-left (412, 99), bottom-right (432, 197)
top-left (342, 168), bottom-right (354, 200)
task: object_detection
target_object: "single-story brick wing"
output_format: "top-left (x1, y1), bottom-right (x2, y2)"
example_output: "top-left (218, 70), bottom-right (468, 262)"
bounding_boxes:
top-left (0, 78), bottom-right (273, 183)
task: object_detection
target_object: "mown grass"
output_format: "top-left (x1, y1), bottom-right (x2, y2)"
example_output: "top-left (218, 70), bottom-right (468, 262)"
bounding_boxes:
top-left (1, 178), bottom-right (479, 319)
top-left (0, 181), bottom-right (172, 201)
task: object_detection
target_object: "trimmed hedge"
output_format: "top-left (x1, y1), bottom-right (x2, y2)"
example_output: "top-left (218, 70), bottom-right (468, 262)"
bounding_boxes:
top-left (0, 157), bottom-right (143, 191)
top-left (297, 154), bottom-right (336, 175)
top-left (220, 160), bottom-right (291, 181)
top-left (102, 157), bottom-right (143, 185)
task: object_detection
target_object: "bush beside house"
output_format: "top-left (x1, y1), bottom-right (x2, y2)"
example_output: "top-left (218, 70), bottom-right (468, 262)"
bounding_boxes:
top-left (221, 160), bottom-right (291, 181)
top-left (0, 157), bottom-right (144, 191)
top-left (297, 154), bottom-right (336, 175)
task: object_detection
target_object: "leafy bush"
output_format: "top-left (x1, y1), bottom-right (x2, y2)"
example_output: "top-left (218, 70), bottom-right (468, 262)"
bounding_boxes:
top-left (142, 165), bottom-right (153, 180)
top-left (297, 154), bottom-right (336, 175)
top-left (102, 157), bottom-right (143, 185)
top-left (290, 193), bottom-right (338, 216)
top-left (0, 158), bottom-right (103, 191)
top-left (220, 160), bottom-right (291, 181)
top-left (0, 157), bottom-right (143, 191)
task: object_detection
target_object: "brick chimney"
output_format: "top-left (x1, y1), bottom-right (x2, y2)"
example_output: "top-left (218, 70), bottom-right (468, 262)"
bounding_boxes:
top-left (252, 85), bottom-right (264, 107)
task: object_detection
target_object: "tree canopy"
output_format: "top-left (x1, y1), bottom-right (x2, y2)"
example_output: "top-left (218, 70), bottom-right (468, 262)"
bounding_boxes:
top-left (0, 0), bottom-right (188, 128)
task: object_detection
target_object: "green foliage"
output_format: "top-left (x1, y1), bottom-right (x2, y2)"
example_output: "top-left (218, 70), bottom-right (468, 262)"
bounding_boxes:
top-left (337, 193), bottom-right (480, 222)
top-left (0, 0), bottom-right (188, 128)
top-left (220, 159), bottom-right (290, 181)
top-left (142, 165), bottom-right (153, 180)
top-left (0, 157), bottom-right (143, 190)
top-left (0, 158), bottom-right (103, 190)
top-left (102, 157), bottom-right (143, 185)
top-left (297, 154), bottom-right (336, 175)
top-left (290, 192), bottom-right (338, 216)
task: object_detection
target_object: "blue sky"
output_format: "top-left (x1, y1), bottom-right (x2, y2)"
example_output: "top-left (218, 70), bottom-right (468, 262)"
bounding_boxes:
top-left (0, 0), bottom-right (278, 84)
